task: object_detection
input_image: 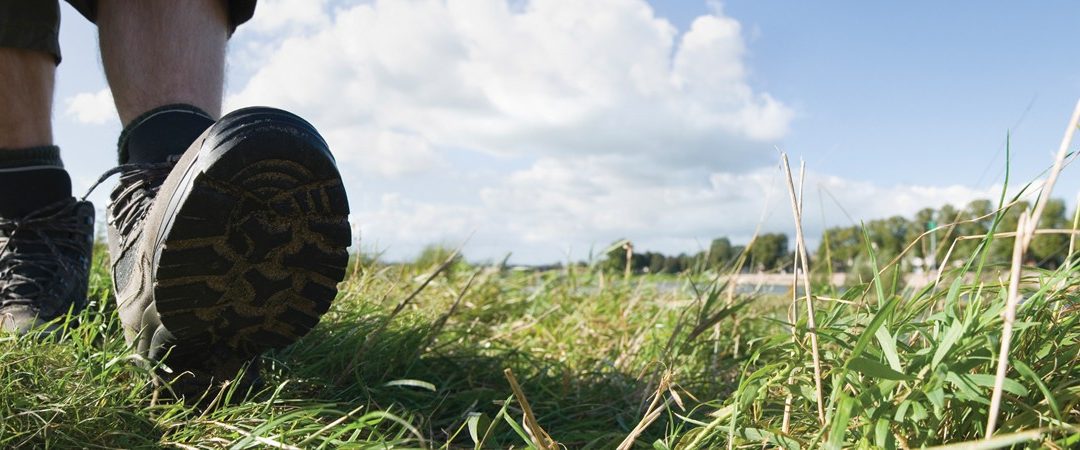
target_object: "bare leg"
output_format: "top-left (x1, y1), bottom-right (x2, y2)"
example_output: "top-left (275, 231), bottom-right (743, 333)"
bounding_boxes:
top-left (97, 0), bottom-right (229, 124)
top-left (0, 49), bottom-right (54, 148)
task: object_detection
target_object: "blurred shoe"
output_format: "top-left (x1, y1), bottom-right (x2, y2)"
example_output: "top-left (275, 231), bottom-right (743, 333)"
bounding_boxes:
top-left (0, 198), bottom-right (94, 334)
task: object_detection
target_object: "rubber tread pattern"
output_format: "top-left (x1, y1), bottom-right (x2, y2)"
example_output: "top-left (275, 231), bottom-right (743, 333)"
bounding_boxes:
top-left (152, 109), bottom-right (349, 359)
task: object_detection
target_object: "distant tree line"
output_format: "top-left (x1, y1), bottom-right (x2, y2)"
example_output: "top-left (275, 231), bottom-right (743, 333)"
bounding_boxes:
top-left (819, 198), bottom-right (1073, 273)
top-left (605, 233), bottom-right (792, 274)
top-left (607, 198), bottom-right (1075, 275)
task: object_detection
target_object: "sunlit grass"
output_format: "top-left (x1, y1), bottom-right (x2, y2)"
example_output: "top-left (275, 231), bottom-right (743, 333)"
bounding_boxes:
top-left (3, 187), bottom-right (1080, 448)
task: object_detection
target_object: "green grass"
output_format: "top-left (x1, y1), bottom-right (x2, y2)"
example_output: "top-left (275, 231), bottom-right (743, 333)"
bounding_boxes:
top-left (3, 232), bottom-right (1080, 448)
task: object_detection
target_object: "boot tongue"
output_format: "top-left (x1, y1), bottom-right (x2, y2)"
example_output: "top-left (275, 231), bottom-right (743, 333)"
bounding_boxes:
top-left (118, 104), bottom-right (215, 164)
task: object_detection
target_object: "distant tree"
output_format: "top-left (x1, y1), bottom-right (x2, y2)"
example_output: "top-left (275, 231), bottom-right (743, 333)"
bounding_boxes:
top-left (907, 208), bottom-right (937, 259)
top-left (950, 200), bottom-right (995, 260)
top-left (731, 245), bottom-right (747, 267)
top-left (707, 237), bottom-right (733, 269)
top-left (662, 255), bottom-right (682, 274)
top-left (750, 233), bottom-right (788, 271)
top-left (1031, 199), bottom-right (1070, 268)
top-left (936, 203), bottom-right (962, 262)
top-left (676, 253), bottom-right (694, 273)
top-left (986, 201), bottom-right (1028, 264)
top-left (865, 216), bottom-right (909, 260)
top-left (604, 239), bottom-right (630, 273)
top-left (630, 251), bottom-right (650, 274)
top-left (817, 226), bottom-right (860, 272)
top-left (646, 252), bottom-right (665, 274)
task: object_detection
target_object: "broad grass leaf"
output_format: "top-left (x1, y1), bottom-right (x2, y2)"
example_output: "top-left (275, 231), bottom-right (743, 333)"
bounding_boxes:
top-left (383, 379), bottom-right (437, 392)
top-left (466, 413), bottom-right (489, 446)
top-left (825, 394), bottom-right (855, 450)
top-left (932, 319), bottom-right (965, 370)
top-left (848, 356), bottom-right (912, 381)
top-left (926, 386), bottom-right (945, 413)
top-left (966, 373), bottom-right (1029, 397)
top-left (945, 371), bottom-right (984, 401)
top-left (947, 372), bottom-right (1029, 398)
top-left (894, 400), bottom-right (910, 422)
top-left (847, 297), bottom-right (899, 365)
top-left (944, 278), bottom-right (963, 312)
top-left (736, 428), bottom-right (800, 450)
top-left (923, 429), bottom-right (1043, 449)
top-left (874, 326), bottom-right (903, 372)
top-left (874, 418), bottom-right (892, 449)
top-left (1012, 360), bottom-right (1061, 421)
top-left (910, 401), bottom-right (928, 421)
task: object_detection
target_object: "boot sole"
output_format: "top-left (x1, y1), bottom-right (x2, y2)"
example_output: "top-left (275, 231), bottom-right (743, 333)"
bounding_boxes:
top-left (150, 108), bottom-right (350, 359)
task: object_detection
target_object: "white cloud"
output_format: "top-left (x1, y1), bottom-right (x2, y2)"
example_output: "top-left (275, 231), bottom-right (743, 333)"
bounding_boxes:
top-left (324, 128), bottom-right (445, 177)
top-left (63, 88), bottom-right (116, 125)
top-left (245, 0), bottom-right (332, 34)
top-left (227, 0), bottom-right (794, 177)
top-left (224, 0), bottom-right (1000, 263)
top-left (348, 157), bottom-right (1003, 263)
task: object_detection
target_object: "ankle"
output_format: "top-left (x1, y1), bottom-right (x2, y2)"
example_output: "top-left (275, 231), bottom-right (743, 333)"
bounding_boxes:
top-left (118, 104), bottom-right (215, 164)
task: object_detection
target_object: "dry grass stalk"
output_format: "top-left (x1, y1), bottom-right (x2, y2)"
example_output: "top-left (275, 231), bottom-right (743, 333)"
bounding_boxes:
top-left (814, 295), bottom-right (857, 305)
top-left (958, 229), bottom-right (1080, 239)
top-left (781, 154), bottom-right (825, 424)
top-left (986, 211), bottom-right (1031, 437)
top-left (208, 421), bottom-right (301, 450)
top-left (296, 406), bottom-right (367, 448)
top-left (420, 268), bottom-right (483, 352)
top-left (782, 160), bottom-right (805, 434)
top-left (503, 368), bottom-right (556, 450)
top-left (617, 373), bottom-right (674, 450)
top-left (987, 99), bottom-right (1080, 437)
top-left (617, 399), bottom-right (671, 450)
top-left (1069, 192), bottom-right (1080, 269)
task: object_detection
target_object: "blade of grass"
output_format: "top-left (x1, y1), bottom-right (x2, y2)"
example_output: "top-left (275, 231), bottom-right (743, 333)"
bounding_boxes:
top-left (504, 368), bottom-right (556, 450)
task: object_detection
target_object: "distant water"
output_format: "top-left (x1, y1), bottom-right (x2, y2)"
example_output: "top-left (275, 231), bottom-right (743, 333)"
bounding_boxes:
top-left (649, 281), bottom-right (803, 295)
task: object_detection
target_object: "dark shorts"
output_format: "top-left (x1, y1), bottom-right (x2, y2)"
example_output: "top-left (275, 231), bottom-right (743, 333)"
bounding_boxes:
top-left (0, 0), bottom-right (257, 63)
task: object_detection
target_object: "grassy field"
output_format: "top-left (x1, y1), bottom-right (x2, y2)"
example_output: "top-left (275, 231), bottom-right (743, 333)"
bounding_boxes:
top-left (3, 203), bottom-right (1080, 448)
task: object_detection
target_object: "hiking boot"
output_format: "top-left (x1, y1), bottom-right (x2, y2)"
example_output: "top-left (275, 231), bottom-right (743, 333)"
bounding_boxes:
top-left (107, 107), bottom-right (350, 391)
top-left (0, 198), bottom-right (94, 334)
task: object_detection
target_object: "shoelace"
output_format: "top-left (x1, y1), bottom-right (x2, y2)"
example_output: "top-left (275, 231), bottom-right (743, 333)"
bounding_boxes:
top-left (0, 199), bottom-right (85, 308)
top-left (83, 156), bottom-right (180, 250)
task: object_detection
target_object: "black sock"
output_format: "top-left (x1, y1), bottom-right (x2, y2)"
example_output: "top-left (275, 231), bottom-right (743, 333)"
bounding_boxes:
top-left (118, 104), bottom-right (215, 164)
top-left (0, 146), bottom-right (72, 218)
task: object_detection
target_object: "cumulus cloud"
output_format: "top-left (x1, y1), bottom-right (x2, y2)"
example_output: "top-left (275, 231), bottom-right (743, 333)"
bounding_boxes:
top-left (228, 0), bottom-right (794, 176)
top-left (64, 88), bottom-right (116, 125)
top-left (224, 0), bottom-right (995, 263)
top-left (245, 0), bottom-right (332, 34)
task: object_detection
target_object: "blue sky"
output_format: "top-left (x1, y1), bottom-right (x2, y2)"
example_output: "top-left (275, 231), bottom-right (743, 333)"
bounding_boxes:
top-left (52, 0), bottom-right (1080, 263)
top-left (717, 1), bottom-right (1080, 190)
